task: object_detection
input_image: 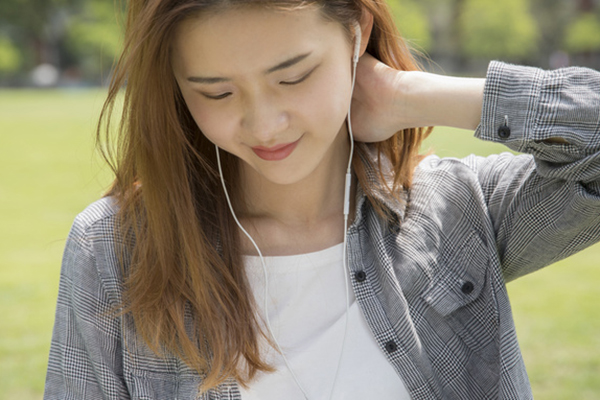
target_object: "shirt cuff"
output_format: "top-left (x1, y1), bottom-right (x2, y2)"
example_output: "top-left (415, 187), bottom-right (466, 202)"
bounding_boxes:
top-left (474, 61), bottom-right (545, 153)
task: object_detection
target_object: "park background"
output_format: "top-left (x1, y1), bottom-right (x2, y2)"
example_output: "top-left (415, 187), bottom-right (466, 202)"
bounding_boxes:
top-left (0, 0), bottom-right (599, 398)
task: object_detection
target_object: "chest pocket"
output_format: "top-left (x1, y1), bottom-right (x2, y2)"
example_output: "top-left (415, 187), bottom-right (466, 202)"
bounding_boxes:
top-left (422, 231), bottom-right (500, 363)
top-left (128, 369), bottom-right (204, 400)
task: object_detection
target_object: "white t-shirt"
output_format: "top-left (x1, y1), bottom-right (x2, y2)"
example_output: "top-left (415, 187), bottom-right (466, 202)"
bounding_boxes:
top-left (239, 243), bottom-right (410, 400)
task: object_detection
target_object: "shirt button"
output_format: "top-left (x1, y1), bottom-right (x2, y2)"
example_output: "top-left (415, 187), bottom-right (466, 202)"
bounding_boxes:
top-left (354, 270), bottom-right (367, 282)
top-left (461, 281), bottom-right (475, 295)
top-left (498, 125), bottom-right (511, 139)
top-left (385, 340), bottom-right (398, 353)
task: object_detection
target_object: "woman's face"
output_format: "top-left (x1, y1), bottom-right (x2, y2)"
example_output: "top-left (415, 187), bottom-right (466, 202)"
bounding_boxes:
top-left (172, 6), bottom-right (354, 186)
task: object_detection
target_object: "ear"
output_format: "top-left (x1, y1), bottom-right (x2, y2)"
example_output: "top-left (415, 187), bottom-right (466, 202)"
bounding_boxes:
top-left (357, 10), bottom-right (374, 57)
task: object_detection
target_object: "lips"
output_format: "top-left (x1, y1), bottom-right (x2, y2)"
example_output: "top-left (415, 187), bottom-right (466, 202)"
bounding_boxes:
top-left (251, 137), bottom-right (301, 161)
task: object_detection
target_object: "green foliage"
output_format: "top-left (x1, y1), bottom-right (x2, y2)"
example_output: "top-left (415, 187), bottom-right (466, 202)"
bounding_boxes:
top-left (0, 0), bottom-right (86, 78)
top-left (387, 0), bottom-right (432, 52)
top-left (0, 0), bottom-right (82, 37)
top-left (65, 0), bottom-right (123, 81)
top-left (460, 0), bottom-right (539, 60)
top-left (564, 13), bottom-right (600, 53)
top-left (0, 36), bottom-right (21, 74)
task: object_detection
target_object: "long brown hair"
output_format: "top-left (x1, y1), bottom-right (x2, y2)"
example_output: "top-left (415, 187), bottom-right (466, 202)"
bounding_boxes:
top-left (98, 0), bottom-right (430, 391)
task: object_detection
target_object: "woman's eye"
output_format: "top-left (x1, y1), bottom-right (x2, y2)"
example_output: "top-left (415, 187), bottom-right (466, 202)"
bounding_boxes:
top-left (280, 67), bottom-right (317, 86)
top-left (202, 92), bottom-right (232, 100)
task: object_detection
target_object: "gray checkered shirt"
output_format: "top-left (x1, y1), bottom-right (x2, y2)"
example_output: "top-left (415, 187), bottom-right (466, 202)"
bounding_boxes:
top-left (45, 61), bottom-right (600, 399)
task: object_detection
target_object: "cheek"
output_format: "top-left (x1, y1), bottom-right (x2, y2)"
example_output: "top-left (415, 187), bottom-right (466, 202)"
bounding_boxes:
top-left (185, 98), bottom-right (238, 149)
top-left (304, 67), bottom-right (352, 132)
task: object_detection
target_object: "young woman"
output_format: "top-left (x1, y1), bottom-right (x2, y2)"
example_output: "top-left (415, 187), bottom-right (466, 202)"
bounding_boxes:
top-left (44, 0), bottom-right (600, 399)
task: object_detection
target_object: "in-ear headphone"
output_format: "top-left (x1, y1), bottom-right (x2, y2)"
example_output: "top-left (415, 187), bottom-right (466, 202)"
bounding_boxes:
top-left (343, 21), bottom-right (361, 217)
top-left (352, 21), bottom-right (361, 64)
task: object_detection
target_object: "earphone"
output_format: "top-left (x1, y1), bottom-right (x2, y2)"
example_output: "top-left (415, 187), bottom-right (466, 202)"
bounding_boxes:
top-left (328, 19), bottom-right (360, 400)
top-left (344, 20), bottom-right (361, 216)
top-left (215, 21), bottom-right (362, 400)
top-left (352, 20), bottom-right (361, 64)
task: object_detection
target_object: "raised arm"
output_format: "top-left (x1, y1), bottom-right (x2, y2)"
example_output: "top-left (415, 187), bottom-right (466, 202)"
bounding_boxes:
top-left (352, 55), bottom-right (600, 280)
top-left (350, 52), bottom-right (485, 141)
top-left (472, 61), bottom-right (600, 279)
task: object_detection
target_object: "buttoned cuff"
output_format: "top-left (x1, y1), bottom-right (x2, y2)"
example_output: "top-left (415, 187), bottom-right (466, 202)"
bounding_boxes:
top-left (474, 61), bottom-right (545, 152)
top-left (474, 60), bottom-right (600, 181)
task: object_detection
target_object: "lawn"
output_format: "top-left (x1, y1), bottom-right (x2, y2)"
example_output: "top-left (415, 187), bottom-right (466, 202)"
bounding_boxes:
top-left (0, 89), bottom-right (598, 399)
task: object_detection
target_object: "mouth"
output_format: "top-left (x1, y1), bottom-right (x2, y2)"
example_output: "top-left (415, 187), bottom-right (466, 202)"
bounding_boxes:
top-left (251, 137), bottom-right (301, 161)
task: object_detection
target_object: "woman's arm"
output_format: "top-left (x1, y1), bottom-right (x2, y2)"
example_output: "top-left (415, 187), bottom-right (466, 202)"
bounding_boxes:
top-left (472, 61), bottom-right (600, 279)
top-left (352, 56), bottom-right (600, 280)
top-left (350, 53), bottom-right (485, 140)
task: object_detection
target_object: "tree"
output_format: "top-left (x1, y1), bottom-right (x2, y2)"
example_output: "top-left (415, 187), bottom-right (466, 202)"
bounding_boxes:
top-left (65, 0), bottom-right (124, 82)
top-left (0, 36), bottom-right (21, 75)
top-left (0, 0), bottom-right (83, 66)
top-left (387, 0), bottom-right (432, 53)
top-left (564, 13), bottom-right (600, 53)
top-left (526, 0), bottom-right (576, 67)
top-left (460, 0), bottom-right (539, 61)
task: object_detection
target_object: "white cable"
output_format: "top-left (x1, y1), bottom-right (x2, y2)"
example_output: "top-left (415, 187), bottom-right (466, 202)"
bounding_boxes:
top-left (326, 22), bottom-right (359, 399)
top-left (215, 147), bottom-right (311, 399)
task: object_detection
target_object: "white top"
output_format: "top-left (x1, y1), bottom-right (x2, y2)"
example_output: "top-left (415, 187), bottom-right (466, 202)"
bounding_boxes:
top-left (240, 243), bottom-right (410, 400)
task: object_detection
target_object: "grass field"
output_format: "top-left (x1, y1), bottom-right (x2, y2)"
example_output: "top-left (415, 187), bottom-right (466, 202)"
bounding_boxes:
top-left (0, 89), bottom-right (598, 399)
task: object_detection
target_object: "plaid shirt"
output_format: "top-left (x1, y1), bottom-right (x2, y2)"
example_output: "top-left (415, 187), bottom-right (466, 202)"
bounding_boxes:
top-left (45, 61), bottom-right (600, 399)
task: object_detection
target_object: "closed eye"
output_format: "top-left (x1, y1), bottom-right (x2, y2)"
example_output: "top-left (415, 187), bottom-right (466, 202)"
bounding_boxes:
top-left (202, 92), bottom-right (232, 100)
top-left (280, 65), bottom-right (319, 86)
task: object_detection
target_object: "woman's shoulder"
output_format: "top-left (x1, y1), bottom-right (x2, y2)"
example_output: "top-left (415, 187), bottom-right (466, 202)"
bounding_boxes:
top-left (408, 152), bottom-right (536, 217)
top-left (414, 152), bottom-right (534, 186)
top-left (71, 196), bottom-right (121, 236)
top-left (66, 196), bottom-right (126, 263)
top-left (62, 197), bottom-right (127, 296)
top-left (416, 152), bottom-right (530, 172)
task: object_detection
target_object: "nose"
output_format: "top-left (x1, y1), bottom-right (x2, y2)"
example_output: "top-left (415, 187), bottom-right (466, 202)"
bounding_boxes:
top-left (240, 91), bottom-right (290, 144)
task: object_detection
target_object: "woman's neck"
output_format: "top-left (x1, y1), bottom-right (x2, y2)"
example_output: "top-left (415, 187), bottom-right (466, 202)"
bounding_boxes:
top-left (237, 128), bottom-right (354, 256)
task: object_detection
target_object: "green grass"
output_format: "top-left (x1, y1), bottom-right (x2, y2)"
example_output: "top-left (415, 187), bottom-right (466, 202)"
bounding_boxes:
top-left (0, 89), bottom-right (112, 399)
top-left (0, 92), bottom-right (598, 399)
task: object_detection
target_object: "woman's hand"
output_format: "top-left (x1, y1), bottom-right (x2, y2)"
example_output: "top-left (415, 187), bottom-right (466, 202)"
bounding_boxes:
top-left (350, 53), bottom-right (409, 142)
top-left (350, 53), bottom-right (486, 142)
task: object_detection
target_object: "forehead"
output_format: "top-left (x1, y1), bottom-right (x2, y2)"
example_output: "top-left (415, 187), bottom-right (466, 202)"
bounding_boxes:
top-left (171, 6), bottom-right (350, 76)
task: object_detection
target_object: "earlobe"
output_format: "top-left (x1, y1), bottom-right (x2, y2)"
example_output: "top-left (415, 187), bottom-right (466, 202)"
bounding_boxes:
top-left (358, 10), bottom-right (374, 57)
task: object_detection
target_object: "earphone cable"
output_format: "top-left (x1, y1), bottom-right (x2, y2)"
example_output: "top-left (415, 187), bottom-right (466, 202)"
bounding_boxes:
top-left (215, 146), bottom-right (311, 400)
top-left (326, 26), bottom-right (359, 399)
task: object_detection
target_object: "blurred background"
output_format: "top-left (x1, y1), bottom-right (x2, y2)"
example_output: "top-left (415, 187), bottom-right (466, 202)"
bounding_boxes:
top-left (1, 0), bottom-right (600, 86)
top-left (0, 0), bottom-right (599, 399)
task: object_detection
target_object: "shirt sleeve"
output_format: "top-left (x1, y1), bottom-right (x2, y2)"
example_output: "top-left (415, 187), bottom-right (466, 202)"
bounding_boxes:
top-left (473, 61), bottom-right (600, 282)
top-left (44, 215), bottom-right (130, 399)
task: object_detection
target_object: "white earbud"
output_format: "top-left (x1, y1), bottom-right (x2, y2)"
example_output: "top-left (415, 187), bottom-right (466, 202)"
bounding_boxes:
top-left (352, 21), bottom-right (361, 64)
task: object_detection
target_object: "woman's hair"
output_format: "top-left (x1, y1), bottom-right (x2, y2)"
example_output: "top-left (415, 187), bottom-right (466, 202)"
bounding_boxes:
top-left (99, 0), bottom-right (430, 391)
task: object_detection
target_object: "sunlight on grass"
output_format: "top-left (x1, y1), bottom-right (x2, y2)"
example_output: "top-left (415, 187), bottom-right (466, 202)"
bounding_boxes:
top-left (0, 89), bottom-right (113, 399)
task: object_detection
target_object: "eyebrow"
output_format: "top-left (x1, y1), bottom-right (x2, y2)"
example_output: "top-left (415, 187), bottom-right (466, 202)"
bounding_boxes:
top-left (186, 52), bottom-right (312, 84)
